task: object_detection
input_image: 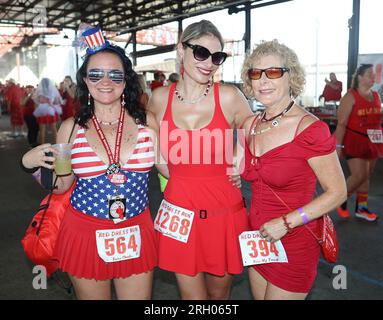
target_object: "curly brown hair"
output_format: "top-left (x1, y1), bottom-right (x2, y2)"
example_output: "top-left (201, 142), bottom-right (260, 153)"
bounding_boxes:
top-left (241, 39), bottom-right (306, 99)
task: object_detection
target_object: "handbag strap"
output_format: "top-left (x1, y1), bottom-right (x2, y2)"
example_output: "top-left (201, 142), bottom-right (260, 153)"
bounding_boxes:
top-left (264, 183), bottom-right (321, 243)
top-left (36, 120), bottom-right (76, 235)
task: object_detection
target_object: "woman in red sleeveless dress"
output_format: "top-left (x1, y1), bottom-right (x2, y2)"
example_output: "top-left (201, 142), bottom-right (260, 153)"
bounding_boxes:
top-left (240, 40), bottom-right (346, 299)
top-left (149, 20), bottom-right (253, 299)
top-left (335, 64), bottom-right (382, 222)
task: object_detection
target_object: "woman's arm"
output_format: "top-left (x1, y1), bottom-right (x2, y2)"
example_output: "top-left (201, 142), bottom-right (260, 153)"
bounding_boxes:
top-left (20, 93), bottom-right (31, 107)
top-left (146, 110), bottom-right (169, 178)
top-left (219, 85), bottom-right (253, 187)
top-left (260, 151), bottom-right (347, 242)
top-left (219, 84), bottom-right (253, 129)
top-left (66, 85), bottom-right (76, 99)
top-left (334, 92), bottom-right (354, 154)
top-left (286, 152), bottom-right (346, 227)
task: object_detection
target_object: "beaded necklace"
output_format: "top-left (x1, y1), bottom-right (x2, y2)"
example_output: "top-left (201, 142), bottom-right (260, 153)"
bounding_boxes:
top-left (174, 82), bottom-right (212, 104)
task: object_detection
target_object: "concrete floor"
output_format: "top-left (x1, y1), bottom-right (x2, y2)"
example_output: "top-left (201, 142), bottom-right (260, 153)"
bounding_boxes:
top-left (0, 114), bottom-right (382, 300)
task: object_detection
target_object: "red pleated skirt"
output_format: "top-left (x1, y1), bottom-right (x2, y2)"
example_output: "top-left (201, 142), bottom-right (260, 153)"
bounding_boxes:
top-left (343, 129), bottom-right (378, 159)
top-left (157, 205), bottom-right (248, 277)
top-left (36, 114), bottom-right (59, 124)
top-left (53, 205), bottom-right (158, 280)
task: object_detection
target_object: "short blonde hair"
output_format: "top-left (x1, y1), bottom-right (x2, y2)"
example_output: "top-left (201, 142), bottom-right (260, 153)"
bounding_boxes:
top-left (241, 39), bottom-right (305, 99)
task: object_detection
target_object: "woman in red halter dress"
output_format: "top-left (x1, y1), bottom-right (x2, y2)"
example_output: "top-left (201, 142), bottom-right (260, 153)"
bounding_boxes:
top-left (149, 20), bottom-right (253, 300)
top-left (240, 40), bottom-right (346, 299)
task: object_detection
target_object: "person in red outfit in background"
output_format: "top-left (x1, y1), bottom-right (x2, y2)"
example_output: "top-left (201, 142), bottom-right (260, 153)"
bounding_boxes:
top-left (319, 72), bottom-right (342, 102)
top-left (5, 79), bottom-right (24, 137)
top-left (137, 74), bottom-right (150, 109)
top-left (150, 71), bottom-right (165, 92)
top-left (240, 39), bottom-right (346, 300)
top-left (335, 64), bottom-right (382, 222)
top-left (61, 76), bottom-right (79, 120)
top-left (21, 85), bottom-right (39, 147)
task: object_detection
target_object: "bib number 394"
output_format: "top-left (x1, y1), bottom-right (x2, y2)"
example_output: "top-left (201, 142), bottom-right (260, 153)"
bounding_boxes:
top-left (96, 226), bottom-right (141, 263)
top-left (367, 129), bottom-right (383, 143)
top-left (239, 231), bottom-right (288, 266)
top-left (154, 199), bottom-right (194, 243)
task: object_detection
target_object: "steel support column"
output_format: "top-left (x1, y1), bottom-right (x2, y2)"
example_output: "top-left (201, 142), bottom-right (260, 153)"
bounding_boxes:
top-left (244, 2), bottom-right (251, 55)
top-left (347, 0), bottom-right (360, 89)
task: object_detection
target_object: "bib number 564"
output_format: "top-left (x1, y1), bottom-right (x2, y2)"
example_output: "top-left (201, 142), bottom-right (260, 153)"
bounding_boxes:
top-left (104, 235), bottom-right (138, 256)
top-left (96, 226), bottom-right (141, 263)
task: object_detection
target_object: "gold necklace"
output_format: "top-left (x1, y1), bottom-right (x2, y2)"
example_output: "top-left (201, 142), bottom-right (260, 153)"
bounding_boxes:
top-left (96, 118), bottom-right (119, 126)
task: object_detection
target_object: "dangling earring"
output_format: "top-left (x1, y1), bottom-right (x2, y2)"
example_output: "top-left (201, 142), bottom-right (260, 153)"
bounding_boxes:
top-left (180, 61), bottom-right (185, 79)
top-left (121, 93), bottom-right (126, 107)
top-left (88, 93), bottom-right (91, 106)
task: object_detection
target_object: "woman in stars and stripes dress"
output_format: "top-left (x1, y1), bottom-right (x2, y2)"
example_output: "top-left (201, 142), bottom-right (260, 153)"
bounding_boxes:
top-left (21, 27), bottom-right (168, 300)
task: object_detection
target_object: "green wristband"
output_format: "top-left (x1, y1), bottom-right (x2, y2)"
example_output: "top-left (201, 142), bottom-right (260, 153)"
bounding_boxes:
top-left (158, 173), bottom-right (168, 193)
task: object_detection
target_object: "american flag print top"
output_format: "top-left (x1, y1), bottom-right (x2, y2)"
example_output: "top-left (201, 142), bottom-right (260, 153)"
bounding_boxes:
top-left (70, 125), bottom-right (155, 219)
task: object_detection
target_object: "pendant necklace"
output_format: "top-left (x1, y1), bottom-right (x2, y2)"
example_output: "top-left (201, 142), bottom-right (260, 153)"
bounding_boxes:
top-left (251, 100), bottom-right (295, 135)
top-left (91, 107), bottom-right (128, 221)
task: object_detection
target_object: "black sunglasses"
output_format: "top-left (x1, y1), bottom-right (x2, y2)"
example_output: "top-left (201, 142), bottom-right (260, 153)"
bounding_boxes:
top-left (183, 42), bottom-right (227, 66)
top-left (87, 68), bottom-right (125, 84)
top-left (248, 67), bottom-right (290, 80)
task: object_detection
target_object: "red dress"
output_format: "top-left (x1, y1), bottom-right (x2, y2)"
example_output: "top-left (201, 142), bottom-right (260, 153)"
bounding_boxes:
top-left (242, 120), bottom-right (335, 293)
top-left (343, 89), bottom-right (382, 159)
top-left (5, 84), bottom-right (24, 126)
top-left (158, 83), bottom-right (248, 276)
top-left (61, 93), bottom-right (78, 121)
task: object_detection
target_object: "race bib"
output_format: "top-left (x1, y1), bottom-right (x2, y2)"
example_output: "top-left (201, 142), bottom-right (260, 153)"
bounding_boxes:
top-left (154, 199), bottom-right (194, 243)
top-left (239, 231), bottom-right (288, 266)
top-left (96, 225), bottom-right (141, 263)
top-left (367, 129), bottom-right (383, 143)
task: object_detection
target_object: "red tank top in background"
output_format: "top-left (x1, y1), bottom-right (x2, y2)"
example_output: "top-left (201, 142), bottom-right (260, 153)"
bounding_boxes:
top-left (347, 89), bottom-right (382, 133)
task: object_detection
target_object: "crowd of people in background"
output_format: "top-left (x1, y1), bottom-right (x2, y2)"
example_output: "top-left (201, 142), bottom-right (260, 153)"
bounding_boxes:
top-left (0, 70), bottom-right (179, 146)
top-left (0, 77), bottom-right (80, 146)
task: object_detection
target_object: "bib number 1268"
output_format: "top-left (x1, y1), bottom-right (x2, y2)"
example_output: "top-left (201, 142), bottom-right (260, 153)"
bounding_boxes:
top-left (154, 199), bottom-right (194, 243)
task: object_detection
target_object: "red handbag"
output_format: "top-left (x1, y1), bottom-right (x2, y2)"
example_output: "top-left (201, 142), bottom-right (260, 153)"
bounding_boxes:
top-left (266, 185), bottom-right (339, 263)
top-left (21, 123), bottom-right (76, 276)
top-left (21, 181), bottom-right (75, 276)
top-left (316, 213), bottom-right (338, 263)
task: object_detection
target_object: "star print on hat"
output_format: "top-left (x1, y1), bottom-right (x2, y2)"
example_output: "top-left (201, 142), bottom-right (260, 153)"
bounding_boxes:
top-left (82, 26), bottom-right (110, 55)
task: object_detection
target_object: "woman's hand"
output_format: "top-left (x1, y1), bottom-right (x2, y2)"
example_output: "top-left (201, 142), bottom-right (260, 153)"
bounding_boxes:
top-left (259, 217), bottom-right (288, 242)
top-left (228, 174), bottom-right (242, 188)
top-left (22, 144), bottom-right (58, 170)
